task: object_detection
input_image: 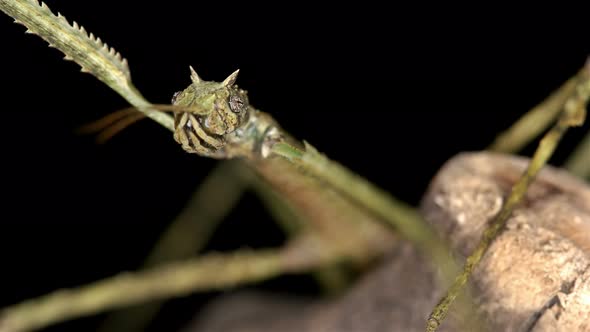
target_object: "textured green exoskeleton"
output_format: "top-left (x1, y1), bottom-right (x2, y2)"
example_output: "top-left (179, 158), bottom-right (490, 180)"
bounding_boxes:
top-left (171, 67), bottom-right (283, 159)
top-left (172, 68), bottom-right (248, 157)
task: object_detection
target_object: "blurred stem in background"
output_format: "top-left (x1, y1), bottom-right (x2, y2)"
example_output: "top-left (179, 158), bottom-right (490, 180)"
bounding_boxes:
top-left (0, 245), bottom-right (343, 332)
top-left (99, 160), bottom-right (353, 332)
top-left (489, 61), bottom-right (590, 180)
top-left (97, 161), bottom-right (249, 332)
top-left (247, 170), bottom-right (354, 294)
top-left (564, 126), bottom-right (590, 178)
top-left (488, 74), bottom-right (579, 153)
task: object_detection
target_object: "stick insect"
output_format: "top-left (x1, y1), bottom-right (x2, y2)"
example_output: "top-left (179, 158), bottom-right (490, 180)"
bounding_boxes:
top-left (1, 1), bottom-right (589, 332)
top-left (81, 66), bottom-right (284, 159)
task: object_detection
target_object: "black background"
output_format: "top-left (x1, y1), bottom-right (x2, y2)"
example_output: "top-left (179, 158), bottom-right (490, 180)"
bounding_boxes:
top-left (1, 2), bottom-right (589, 331)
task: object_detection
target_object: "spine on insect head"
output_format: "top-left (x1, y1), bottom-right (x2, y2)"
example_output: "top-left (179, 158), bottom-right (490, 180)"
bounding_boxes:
top-left (189, 66), bottom-right (202, 84)
top-left (222, 69), bottom-right (240, 87)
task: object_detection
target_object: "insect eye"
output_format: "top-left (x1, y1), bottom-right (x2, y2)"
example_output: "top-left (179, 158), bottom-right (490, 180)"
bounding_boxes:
top-left (229, 95), bottom-right (245, 113)
top-left (171, 91), bottom-right (181, 104)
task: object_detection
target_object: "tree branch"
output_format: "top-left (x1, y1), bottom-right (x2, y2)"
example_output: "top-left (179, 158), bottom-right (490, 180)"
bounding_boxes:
top-left (0, 245), bottom-right (333, 332)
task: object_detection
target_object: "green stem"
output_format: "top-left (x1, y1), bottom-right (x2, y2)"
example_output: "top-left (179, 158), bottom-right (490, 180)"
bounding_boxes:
top-left (0, 249), bottom-right (302, 332)
top-left (248, 169), bottom-right (352, 293)
top-left (563, 63), bottom-right (590, 179)
top-left (564, 128), bottom-right (590, 179)
top-left (0, 0), bottom-right (174, 130)
top-left (96, 161), bottom-right (248, 332)
top-left (271, 142), bottom-right (454, 276)
top-left (426, 69), bottom-right (589, 332)
top-left (488, 71), bottom-right (580, 153)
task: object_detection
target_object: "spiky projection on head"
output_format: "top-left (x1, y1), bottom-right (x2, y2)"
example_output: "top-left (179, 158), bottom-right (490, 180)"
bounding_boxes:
top-left (171, 67), bottom-right (250, 157)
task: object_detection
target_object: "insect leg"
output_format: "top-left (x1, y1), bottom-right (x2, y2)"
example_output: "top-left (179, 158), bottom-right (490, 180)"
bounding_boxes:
top-left (188, 114), bottom-right (225, 149)
top-left (173, 113), bottom-right (212, 155)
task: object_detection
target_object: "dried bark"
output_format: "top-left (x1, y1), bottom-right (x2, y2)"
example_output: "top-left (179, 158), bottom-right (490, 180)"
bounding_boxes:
top-left (423, 152), bottom-right (590, 331)
top-left (184, 152), bottom-right (590, 332)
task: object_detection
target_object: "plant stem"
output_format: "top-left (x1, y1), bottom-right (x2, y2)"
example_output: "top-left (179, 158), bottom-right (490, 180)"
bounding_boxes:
top-left (426, 67), bottom-right (589, 332)
top-left (564, 127), bottom-right (590, 179)
top-left (249, 155), bottom-right (399, 267)
top-left (96, 161), bottom-right (248, 332)
top-left (248, 169), bottom-right (353, 293)
top-left (0, 247), bottom-right (325, 332)
top-left (488, 70), bottom-right (580, 153)
top-left (562, 60), bottom-right (590, 179)
top-left (0, 0), bottom-right (174, 130)
top-left (270, 142), bottom-right (453, 272)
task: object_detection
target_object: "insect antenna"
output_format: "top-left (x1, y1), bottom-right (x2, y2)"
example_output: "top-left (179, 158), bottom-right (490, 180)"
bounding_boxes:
top-left (77, 108), bottom-right (141, 134)
top-left (77, 104), bottom-right (210, 143)
top-left (94, 112), bottom-right (147, 144)
top-left (77, 108), bottom-right (147, 143)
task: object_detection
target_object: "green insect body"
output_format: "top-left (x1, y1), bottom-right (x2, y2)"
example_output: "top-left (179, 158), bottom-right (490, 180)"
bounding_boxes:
top-left (171, 67), bottom-right (281, 159)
